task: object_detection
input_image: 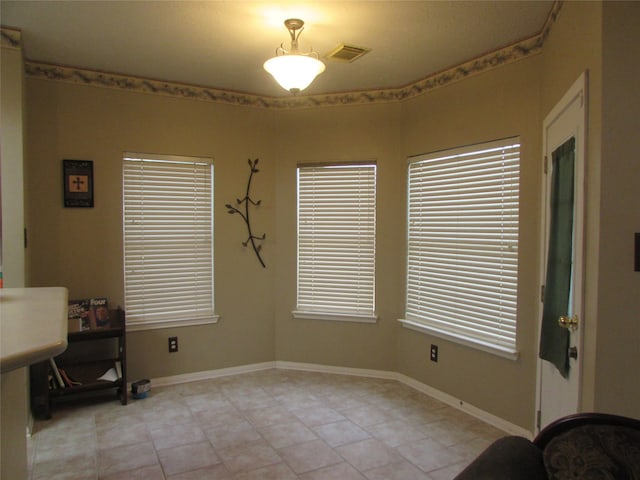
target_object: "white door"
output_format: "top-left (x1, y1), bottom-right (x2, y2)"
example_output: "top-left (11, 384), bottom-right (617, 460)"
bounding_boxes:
top-left (536, 72), bottom-right (587, 432)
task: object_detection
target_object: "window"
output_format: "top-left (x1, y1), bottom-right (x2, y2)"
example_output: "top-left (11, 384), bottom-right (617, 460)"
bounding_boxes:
top-left (402, 138), bottom-right (520, 358)
top-left (123, 153), bottom-right (216, 331)
top-left (295, 163), bottom-right (377, 323)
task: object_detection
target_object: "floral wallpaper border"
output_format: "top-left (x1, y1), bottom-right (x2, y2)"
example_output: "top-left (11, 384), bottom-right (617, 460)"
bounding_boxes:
top-left (1, 27), bottom-right (21, 49)
top-left (3, 2), bottom-right (562, 110)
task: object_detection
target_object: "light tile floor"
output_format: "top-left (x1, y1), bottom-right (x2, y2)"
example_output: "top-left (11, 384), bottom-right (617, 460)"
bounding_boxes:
top-left (28, 369), bottom-right (507, 479)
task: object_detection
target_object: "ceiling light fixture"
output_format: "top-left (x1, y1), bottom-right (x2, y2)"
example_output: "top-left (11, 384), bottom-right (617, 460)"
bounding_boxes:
top-left (263, 18), bottom-right (325, 94)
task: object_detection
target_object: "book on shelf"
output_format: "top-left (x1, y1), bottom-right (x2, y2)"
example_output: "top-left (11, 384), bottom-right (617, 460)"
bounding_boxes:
top-left (59, 368), bottom-right (82, 387)
top-left (68, 297), bottom-right (111, 331)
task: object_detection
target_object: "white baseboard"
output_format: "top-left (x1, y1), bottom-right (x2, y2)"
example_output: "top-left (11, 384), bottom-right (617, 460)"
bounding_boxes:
top-left (151, 361), bottom-right (276, 387)
top-left (274, 360), bottom-right (398, 381)
top-left (149, 360), bottom-right (532, 439)
top-left (395, 373), bottom-right (532, 439)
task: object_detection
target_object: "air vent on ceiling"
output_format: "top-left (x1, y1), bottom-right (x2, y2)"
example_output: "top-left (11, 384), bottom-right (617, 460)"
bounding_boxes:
top-left (325, 43), bottom-right (371, 63)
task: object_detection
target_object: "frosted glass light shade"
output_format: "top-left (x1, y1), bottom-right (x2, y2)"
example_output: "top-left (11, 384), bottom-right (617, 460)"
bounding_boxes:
top-left (263, 54), bottom-right (325, 93)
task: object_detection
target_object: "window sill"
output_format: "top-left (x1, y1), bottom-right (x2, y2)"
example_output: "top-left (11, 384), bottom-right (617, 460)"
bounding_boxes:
top-left (293, 310), bottom-right (378, 324)
top-left (398, 318), bottom-right (519, 361)
top-left (127, 315), bottom-right (220, 332)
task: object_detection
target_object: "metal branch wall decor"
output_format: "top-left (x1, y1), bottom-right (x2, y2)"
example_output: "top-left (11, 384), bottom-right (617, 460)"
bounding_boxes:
top-left (226, 159), bottom-right (266, 268)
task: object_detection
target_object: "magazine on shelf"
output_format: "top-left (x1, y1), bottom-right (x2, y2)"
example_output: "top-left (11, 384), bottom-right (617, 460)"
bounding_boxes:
top-left (67, 299), bottom-right (90, 332)
top-left (67, 297), bottom-right (110, 331)
top-left (88, 297), bottom-right (111, 329)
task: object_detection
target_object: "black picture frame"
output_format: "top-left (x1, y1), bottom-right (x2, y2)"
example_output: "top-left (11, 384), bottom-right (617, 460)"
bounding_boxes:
top-left (63, 160), bottom-right (94, 208)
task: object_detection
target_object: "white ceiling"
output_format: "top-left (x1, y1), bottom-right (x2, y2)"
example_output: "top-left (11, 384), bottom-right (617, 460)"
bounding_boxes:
top-left (1, 1), bottom-right (555, 98)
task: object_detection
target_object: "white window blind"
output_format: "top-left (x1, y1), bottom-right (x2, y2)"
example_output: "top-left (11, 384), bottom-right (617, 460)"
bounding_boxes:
top-left (404, 138), bottom-right (520, 356)
top-left (123, 153), bottom-right (216, 330)
top-left (296, 163), bottom-right (377, 322)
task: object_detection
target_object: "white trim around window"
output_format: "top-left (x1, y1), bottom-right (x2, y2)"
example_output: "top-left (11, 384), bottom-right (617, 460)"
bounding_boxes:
top-left (295, 162), bottom-right (377, 323)
top-left (401, 138), bottom-right (521, 359)
top-left (123, 152), bottom-right (218, 331)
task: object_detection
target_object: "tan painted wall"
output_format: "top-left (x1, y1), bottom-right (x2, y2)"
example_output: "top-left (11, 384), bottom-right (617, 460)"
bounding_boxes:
top-left (25, 80), bottom-right (278, 379)
top-left (25, 79), bottom-right (405, 379)
top-left (595, 1), bottom-right (640, 417)
top-left (396, 57), bottom-right (544, 430)
top-left (273, 102), bottom-right (404, 371)
top-left (1, 45), bottom-right (26, 287)
top-left (0, 43), bottom-right (28, 480)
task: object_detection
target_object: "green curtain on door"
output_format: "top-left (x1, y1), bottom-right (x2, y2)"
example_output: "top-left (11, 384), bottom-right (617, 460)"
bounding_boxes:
top-left (539, 137), bottom-right (575, 378)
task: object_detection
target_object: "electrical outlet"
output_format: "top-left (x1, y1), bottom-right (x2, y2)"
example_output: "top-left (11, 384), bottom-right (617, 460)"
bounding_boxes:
top-left (168, 336), bottom-right (178, 353)
top-left (430, 344), bottom-right (438, 362)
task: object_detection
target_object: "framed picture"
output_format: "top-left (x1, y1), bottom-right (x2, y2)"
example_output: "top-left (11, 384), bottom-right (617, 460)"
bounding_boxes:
top-left (63, 159), bottom-right (94, 207)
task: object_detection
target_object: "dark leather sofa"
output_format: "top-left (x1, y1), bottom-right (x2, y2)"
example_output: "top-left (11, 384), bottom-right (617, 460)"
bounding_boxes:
top-left (454, 413), bottom-right (640, 479)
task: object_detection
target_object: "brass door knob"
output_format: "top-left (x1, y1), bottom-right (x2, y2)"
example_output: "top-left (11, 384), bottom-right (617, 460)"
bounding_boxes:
top-left (558, 315), bottom-right (579, 330)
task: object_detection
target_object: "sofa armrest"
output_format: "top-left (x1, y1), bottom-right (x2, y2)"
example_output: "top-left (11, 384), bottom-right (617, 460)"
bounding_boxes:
top-left (454, 436), bottom-right (547, 480)
top-left (535, 413), bottom-right (640, 480)
top-left (534, 412), bottom-right (640, 449)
